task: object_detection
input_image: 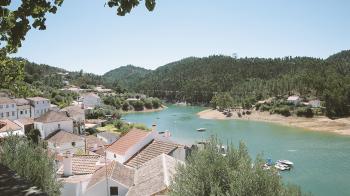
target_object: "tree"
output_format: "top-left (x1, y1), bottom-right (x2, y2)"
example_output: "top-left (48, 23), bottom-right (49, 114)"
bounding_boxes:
top-left (0, 135), bottom-right (62, 195)
top-left (26, 128), bottom-right (41, 144)
top-left (211, 92), bottom-right (234, 110)
top-left (170, 137), bottom-right (307, 196)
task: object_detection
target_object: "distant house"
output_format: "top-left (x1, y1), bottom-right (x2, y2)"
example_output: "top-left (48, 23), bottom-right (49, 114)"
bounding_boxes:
top-left (46, 130), bottom-right (85, 154)
top-left (34, 111), bottom-right (74, 139)
top-left (84, 160), bottom-right (135, 196)
top-left (27, 97), bottom-right (51, 118)
top-left (126, 154), bottom-right (182, 196)
top-left (96, 131), bottom-right (120, 145)
top-left (287, 95), bottom-right (301, 105)
top-left (82, 93), bottom-right (101, 109)
top-left (61, 105), bottom-right (85, 134)
top-left (13, 98), bottom-right (31, 119)
top-left (0, 97), bottom-right (17, 120)
top-left (0, 119), bottom-right (24, 138)
top-left (105, 128), bottom-right (156, 163)
top-left (309, 100), bottom-right (321, 108)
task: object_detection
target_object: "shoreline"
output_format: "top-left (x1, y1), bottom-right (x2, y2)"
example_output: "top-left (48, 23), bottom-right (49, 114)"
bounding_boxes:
top-left (121, 105), bottom-right (167, 114)
top-left (197, 109), bottom-right (350, 136)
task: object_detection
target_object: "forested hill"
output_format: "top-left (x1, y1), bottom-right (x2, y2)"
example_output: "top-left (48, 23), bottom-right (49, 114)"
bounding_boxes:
top-left (103, 65), bottom-right (151, 90)
top-left (136, 51), bottom-right (350, 117)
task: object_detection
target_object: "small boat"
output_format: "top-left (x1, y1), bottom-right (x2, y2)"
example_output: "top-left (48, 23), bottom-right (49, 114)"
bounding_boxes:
top-left (274, 163), bottom-right (291, 171)
top-left (276, 160), bottom-right (294, 167)
top-left (197, 128), bottom-right (206, 132)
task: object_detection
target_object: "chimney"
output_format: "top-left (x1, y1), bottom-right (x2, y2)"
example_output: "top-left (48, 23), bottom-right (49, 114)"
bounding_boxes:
top-left (152, 123), bottom-right (157, 133)
top-left (63, 152), bottom-right (73, 177)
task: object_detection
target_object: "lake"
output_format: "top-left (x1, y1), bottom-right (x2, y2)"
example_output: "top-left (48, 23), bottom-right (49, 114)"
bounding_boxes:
top-left (123, 105), bottom-right (350, 196)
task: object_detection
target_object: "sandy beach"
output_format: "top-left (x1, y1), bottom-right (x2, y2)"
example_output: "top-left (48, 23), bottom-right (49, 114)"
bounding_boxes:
top-left (197, 109), bottom-right (350, 136)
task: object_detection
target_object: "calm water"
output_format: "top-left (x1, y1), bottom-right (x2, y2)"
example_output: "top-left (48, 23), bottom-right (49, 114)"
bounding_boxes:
top-left (124, 105), bottom-right (350, 196)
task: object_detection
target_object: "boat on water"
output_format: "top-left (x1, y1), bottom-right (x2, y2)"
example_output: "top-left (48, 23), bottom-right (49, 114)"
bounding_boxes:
top-left (274, 163), bottom-right (291, 171)
top-left (197, 128), bottom-right (206, 132)
top-left (276, 160), bottom-right (294, 166)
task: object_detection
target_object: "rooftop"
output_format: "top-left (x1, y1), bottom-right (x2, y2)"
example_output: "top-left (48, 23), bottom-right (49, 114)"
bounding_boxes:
top-left (57, 155), bottom-right (100, 176)
top-left (0, 97), bottom-right (15, 105)
top-left (97, 131), bottom-right (120, 140)
top-left (26, 97), bottom-right (49, 102)
top-left (127, 154), bottom-right (181, 196)
top-left (45, 130), bottom-right (83, 145)
top-left (287, 95), bottom-right (300, 101)
top-left (87, 161), bottom-right (135, 190)
top-left (13, 98), bottom-right (30, 106)
top-left (61, 105), bottom-right (85, 117)
top-left (86, 135), bottom-right (107, 151)
top-left (15, 118), bottom-right (34, 126)
top-left (35, 111), bottom-right (72, 123)
top-left (125, 140), bottom-right (179, 168)
top-left (0, 119), bottom-right (21, 133)
top-left (106, 128), bottom-right (152, 155)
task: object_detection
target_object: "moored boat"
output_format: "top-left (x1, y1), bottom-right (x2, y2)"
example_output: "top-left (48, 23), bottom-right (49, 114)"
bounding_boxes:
top-left (197, 128), bottom-right (206, 132)
top-left (276, 160), bottom-right (294, 166)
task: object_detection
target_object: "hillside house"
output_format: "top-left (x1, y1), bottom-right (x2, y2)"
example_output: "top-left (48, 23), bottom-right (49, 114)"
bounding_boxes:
top-left (0, 119), bottom-right (24, 138)
top-left (46, 130), bottom-right (85, 154)
top-left (0, 97), bottom-right (17, 120)
top-left (34, 111), bottom-right (73, 139)
top-left (13, 98), bottom-right (31, 119)
top-left (27, 97), bottom-right (51, 118)
top-left (61, 105), bottom-right (85, 134)
top-left (287, 95), bottom-right (301, 105)
top-left (82, 93), bottom-right (101, 109)
top-left (105, 128), bottom-right (156, 163)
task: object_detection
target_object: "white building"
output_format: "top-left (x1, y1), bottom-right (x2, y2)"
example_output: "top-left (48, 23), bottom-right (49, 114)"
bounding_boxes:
top-left (309, 100), bottom-right (321, 108)
top-left (27, 97), bottom-right (51, 118)
top-left (287, 95), bottom-right (301, 105)
top-left (0, 119), bottom-right (25, 138)
top-left (0, 97), bottom-right (17, 120)
top-left (46, 130), bottom-right (85, 154)
top-left (61, 105), bottom-right (85, 135)
top-left (13, 98), bottom-right (31, 119)
top-left (34, 111), bottom-right (73, 139)
top-left (96, 132), bottom-right (120, 145)
top-left (105, 128), bottom-right (156, 163)
top-left (82, 93), bottom-right (101, 109)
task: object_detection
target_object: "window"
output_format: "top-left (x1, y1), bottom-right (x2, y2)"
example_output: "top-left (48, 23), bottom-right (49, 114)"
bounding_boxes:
top-left (12, 104), bottom-right (14, 108)
top-left (110, 187), bottom-right (118, 196)
top-left (43, 101), bottom-right (45, 104)
top-left (36, 101), bottom-right (39, 104)
top-left (20, 111), bottom-right (23, 115)
top-left (6, 112), bottom-right (9, 117)
top-left (0, 113), bottom-right (3, 118)
top-left (0, 105), bottom-right (2, 109)
top-left (25, 110), bottom-right (27, 114)
top-left (114, 154), bottom-right (116, 158)
top-left (58, 124), bottom-right (61, 129)
top-left (12, 111), bottom-right (15, 116)
top-left (6, 104), bottom-right (8, 108)
top-left (71, 142), bottom-right (76, 147)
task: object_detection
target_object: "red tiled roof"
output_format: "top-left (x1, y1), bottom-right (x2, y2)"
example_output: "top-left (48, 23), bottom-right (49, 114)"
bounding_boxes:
top-left (45, 130), bottom-right (83, 145)
top-left (106, 128), bottom-right (152, 155)
top-left (0, 97), bottom-right (15, 104)
top-left (57, 155), bottom-right (100, 175)
top-left (0, 119), bottom-right (21, 133)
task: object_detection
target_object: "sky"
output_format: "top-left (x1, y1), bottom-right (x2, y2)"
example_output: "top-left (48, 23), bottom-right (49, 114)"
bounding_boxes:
top-left (13, 0), bottom-right (350, 74)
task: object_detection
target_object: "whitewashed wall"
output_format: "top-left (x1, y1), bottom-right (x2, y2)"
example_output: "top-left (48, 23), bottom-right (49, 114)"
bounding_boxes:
top-left (35, 120), bottom-right (73, 139)
top-left (84, 178), bottom-right (129, 196)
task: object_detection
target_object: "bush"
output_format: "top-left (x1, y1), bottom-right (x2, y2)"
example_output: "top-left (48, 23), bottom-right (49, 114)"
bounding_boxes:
top-left (122, 101), bottom-right (130, 111)
top-left (0, 136), bottom-right (62, 195)
top-left (131, 100), bottom-right (145, 111)
top-left (259, 104), bottom-right (271, 112)
top-left (271, 106), bottom-right (291, 117)
top-left (143, 99), bottom-right (153, 109)
top-left (246, 110), bottom-right (251, 115)
top-left (296, 107), bottom-right (314, 118)
top-left (151, 98), bottom-right (161, 109)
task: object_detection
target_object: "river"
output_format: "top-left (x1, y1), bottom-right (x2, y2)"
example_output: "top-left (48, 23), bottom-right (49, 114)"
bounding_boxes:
top-left (123, 105), bottom-right (350, 196)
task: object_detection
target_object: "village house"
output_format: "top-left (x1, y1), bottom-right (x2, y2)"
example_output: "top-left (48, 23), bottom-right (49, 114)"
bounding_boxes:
top-left (61, 105), bottom-right (86, 135)
top-left (57, 154), bottom-right (103, 196)
top-left (34, 110), bottom-right (74, 139)
top-left (14, 118), bottom-right (34, 134)
top-left (105, 128), bottom-right (156, 163)
top-left (96, 131), bottom-right (120, 145)
top-left (82, 93), bottom-right (101, 109)
top-left (27, 97), bottom-right (51, 118)
top-left (46, 130), bottom-right (85, 154)
top-left (0, 119), bottom-right (24, 138)
top-left (287, 95), bottom-right (301, 105)
top-left (309, 99), bottom-right (321, 108)
top-left (0, 97), bottom-right (17, 120)
top-left (13, 98), bottom-right (31, 119)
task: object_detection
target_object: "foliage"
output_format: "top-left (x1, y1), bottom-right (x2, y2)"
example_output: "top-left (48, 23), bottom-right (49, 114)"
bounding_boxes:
top-left (151, 97), bottom-right (161, 109)
top-left (137, 52), bottom-right (350, 118)
top-left (129, 100), bottom-right (145, 111)
top-left (270, 106), bottom-right (291, 117)
top-left (296, 107), bottom-right (314, 118)
top-left (211, 92), bottom-right (234, 110)
top-left (26, 128), bottom-right (41, 144)
top-left (122, 101), bottom-right (130, 111)
top-left (170, 137), bottom-right (307, 196)
top-left (86, 105), bottom-right (121, 119)
top-left (0, 135), bottom-right (62, 195)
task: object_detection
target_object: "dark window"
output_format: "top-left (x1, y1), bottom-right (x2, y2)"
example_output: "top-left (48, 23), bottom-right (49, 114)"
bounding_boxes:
top-left (71, 142), bottom-right (76, 147)
top-left (20, 111), bottom-right (23, 115)
top-left (58, 124), bottom-right (61, 129)
top-left (110, 187), bottom-right (118, 196)
top-left (114, 154), bottom-right (116, 158)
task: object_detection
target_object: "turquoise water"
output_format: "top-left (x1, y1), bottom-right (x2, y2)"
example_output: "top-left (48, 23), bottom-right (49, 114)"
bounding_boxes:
top-left (123, 105), bottom-right (350, 196)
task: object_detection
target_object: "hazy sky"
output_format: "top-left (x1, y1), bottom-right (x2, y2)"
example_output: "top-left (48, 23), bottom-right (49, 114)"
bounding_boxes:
top-left (13, 0), bottom-right (350, 74)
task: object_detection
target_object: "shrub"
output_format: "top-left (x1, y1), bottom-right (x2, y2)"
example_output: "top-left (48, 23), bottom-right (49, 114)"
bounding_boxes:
top-left (122, 101), bottom-right (130, 111)
top-left (296, 107), bottom-right (314, 118)
top-left (271, 106), bottom-right (291, 117)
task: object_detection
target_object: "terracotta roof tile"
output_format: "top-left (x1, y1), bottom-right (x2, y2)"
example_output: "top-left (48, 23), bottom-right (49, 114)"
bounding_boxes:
top-left (125, 140), bottom-right (178, 168)
top-left (45, 130), bottom-right (83, 145)
top-left (86, 135), bottom-right (107, 150)
top-left (0, 97), bottom-right (15, 104)
top-left (106, 128), bottom-right (152, 155)
top-left (57, 155), bottom-right (100, 175)
top-left (35, 111), bottom-right (72, 123)
top-left (15, 118), bottom-right (34, 126)
top-left (0, 119), bottom-right (21, 133)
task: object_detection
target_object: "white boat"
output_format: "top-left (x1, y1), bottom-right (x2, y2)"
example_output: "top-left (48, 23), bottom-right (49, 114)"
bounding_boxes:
top-left (197, 128), bottom-right (206, 132)
top-left (274, 163), bottom-right (290, 171)
top-left (277, 160), bottom-right (294, 166)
